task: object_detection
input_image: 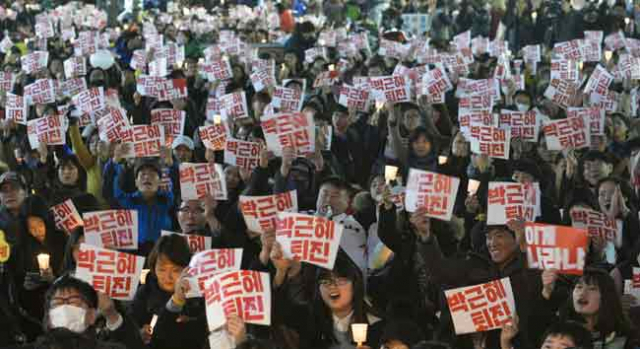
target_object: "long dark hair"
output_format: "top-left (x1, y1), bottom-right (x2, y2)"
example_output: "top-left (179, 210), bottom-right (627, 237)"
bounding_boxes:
top-left (62, 228), bottom-right (84, 274)
top-left (312, 250), bottom-right (367, 345)
top-left (408, 127), bottom-right (436, 158)
top-left (56, 154), bottom-right (88, 192)
top-left (21, 196), bottom-right (64, 273)
top-left (561, 268), bottom-right (631, 339)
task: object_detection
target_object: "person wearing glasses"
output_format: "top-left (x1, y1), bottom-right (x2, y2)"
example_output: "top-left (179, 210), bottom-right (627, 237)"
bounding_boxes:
top-left (176, 197), bottom-right (221, 241)
top-left (270, 245), bottom-right (384, 349)
top-left (0, 276), bottom-right (145, 349)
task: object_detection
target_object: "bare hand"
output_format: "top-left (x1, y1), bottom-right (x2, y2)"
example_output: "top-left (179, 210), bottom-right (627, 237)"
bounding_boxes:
top-left (133, 92), bottom-right (142, 106)
top-left (141, 324), bottom-right (152, 344)
top-left (172, 270), bottom-right (191, 306)
top-left (239, 167), bottom-right (251, 183)
top-left (409, 207), bottom-right (431, 239)
top-left (280, 146), bottom-right (295, 176)
top-left (97, 292), bottom-right (120, 324)
top-left (259, 142), bottom-right (269, 169)
top-left (259, 229), bottom-right (276, 266)
top-left (500, 315), bottom-right (519, 349)
top-left (38, 142), bottom-right (48, 163)
top-left (113, 143), bottom-right (131, 163)
top-left (541, 269), bottom-right (558, 300)
top-left (226, 314), bottom-right (247, 345)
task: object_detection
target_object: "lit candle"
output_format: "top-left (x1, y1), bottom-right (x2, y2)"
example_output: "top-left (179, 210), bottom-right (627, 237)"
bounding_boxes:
top-left (531, 11), bottom-right (537, 23)
top-left (37, 253), bottom-right (50, 271)
top-left (149, 314), bottom-right (158, 333)
top-left (351, 323), bottom-right (368, 347)
top-left (384, 165), bottom-right (399, 184)
top-left (328, 64), bottom-right (335, 71)
top-left (604, 50), bottom-right (613, 62)
top-left (438, 155), bottom-right (448, 165)
top-left (467, 179), bottom-right (480, 195)
top-left (140, 269), bottom-right (150, 284)
top-left (214, 115), bottom-right (222, 125)
top-left (578, 61), bottom-right (584, 71)
top-left (375, 100), bottom-right (384, 111)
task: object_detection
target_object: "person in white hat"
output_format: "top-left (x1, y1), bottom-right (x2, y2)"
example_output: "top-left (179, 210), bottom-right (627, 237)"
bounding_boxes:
top-left (171, 136), bottom-right (194, 165)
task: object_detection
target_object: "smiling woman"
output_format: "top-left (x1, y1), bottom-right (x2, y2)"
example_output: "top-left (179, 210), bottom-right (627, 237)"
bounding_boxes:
top-left (272, 250), bottom-right (385, 349)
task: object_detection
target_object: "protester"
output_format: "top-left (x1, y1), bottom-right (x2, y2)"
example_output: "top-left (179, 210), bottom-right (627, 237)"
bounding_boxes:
top-left (1, 0), bottom-right (640, 349)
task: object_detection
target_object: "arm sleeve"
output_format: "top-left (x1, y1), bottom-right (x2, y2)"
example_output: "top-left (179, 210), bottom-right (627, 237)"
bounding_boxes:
top-left (113, 163), bottom-right (130, 207)
top-left (68, 124), bottom-right (96, 170)
top-left (377, 204), bottom-right (403, 253)
top-left (243, 166), bottom-right (273, 196)
top-left (415, 235), bottom-right (471, 288)
top-left (390, 123), bottom-right (408, 167)
top-left (108, 313), bottom-right (146, 349)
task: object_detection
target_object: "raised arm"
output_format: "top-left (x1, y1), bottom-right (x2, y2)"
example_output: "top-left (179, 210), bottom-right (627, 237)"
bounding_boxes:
top-left (69, 123), bottom-right (96, 170)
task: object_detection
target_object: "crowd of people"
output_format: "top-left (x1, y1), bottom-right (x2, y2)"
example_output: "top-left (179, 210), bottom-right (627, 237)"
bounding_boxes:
top-left (0, 0), bottom-right (640, 348)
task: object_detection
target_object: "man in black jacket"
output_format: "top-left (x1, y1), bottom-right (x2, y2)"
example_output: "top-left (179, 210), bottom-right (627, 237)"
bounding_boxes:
top-left (1, 276), bottom-right (145, 349)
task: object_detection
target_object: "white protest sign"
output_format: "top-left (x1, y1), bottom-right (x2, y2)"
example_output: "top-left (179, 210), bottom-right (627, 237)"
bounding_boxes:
top-left (275, 212), bottom-right (344, 270)
top-left (75, 244), bottom-right (145, 300)
top-left (83, 210), bottom-right (139, 250)
top-left (405, 169), bottom-right (460, 221)
top-left (487, 182), bottom-right (541, 225)
top-left (239, 191), bottom-right (298, 234)
top-left (445, 278), bottom-right (516, 334)
top-left (203, 270), bottom-right (271, 330)
top-left (185, 248), bottom-right (243, 298)
top-left (180, 163), bottom-right (228, 201)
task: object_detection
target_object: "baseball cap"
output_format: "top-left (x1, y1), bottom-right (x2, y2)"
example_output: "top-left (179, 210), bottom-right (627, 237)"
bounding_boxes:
top-left (0, 172), bottom-right (26, 190)
top-left (172, 135), bottom-right (195, 150)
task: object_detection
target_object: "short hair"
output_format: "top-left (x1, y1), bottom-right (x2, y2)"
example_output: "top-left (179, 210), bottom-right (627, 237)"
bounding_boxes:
top-left (284, 79), bottom-right (303, 90)
top-left (147, 235), bottom-right (192, 273)
top-left (540, 321), bottom-right (594, 349)
top-left (319, 176), bottom-right (350, 192)
top-left (45, 276), bottom-right (98, 310)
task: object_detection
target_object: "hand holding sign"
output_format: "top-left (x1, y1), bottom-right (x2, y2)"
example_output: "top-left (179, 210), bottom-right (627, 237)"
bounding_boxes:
top-left (172, 269), bottom-right (191, 306)
top-left (97, 291), bottom-right (120, 326)
top-left (499, 315), bottom-right (519, 349)
top-left (226, 314), bottom-right (247, 346)
top-left (270, 241), bottom-right (302, 287)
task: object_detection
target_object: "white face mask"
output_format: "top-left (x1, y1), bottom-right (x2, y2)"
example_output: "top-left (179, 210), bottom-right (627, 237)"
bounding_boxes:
top-left (516, 103), bottom-right (530, 112)
top-left (49, 305), bottom-right (89, 333)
